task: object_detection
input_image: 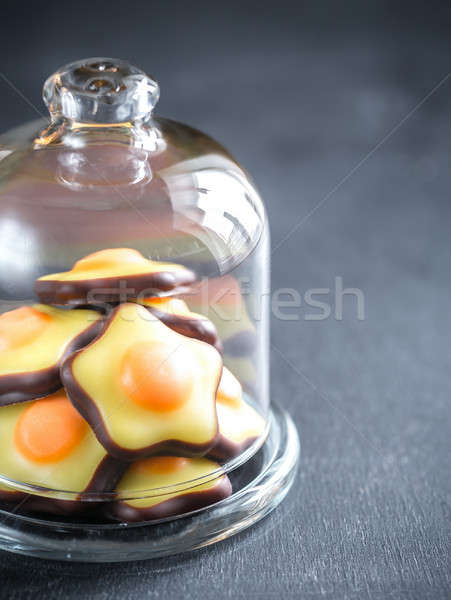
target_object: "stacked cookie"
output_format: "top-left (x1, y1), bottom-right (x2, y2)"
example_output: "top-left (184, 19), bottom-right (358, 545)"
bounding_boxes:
top-left (0, 248), bottom-right (264, 521)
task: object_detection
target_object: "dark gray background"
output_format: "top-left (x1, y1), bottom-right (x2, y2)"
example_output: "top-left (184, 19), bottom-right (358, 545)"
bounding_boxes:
top-left (1, 1), bottom-right (451, 598)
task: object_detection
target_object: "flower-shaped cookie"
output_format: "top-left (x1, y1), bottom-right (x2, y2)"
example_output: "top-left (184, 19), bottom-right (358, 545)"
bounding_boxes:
top-left (62, 303), bottom-right (222, 460)
top-left (109, 456), bottom-right (231, 522)
top-left (0, 305), bottom-right (102, 405)
top-left (0, 390), bottom-right (123, 514)
top-left (35, 248), bottom-right (195, 305)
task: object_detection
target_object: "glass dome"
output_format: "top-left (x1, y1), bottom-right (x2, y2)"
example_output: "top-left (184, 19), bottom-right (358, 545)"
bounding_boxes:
top-left (0, 59), bottom-right (298, 559)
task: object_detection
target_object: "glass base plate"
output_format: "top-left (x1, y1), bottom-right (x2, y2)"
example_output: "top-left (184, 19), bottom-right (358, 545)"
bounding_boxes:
top-left (0, 401), bottom-right (300, 562)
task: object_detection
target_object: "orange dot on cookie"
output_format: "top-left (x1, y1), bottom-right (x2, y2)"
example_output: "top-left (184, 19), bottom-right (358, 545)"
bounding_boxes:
top-left (134, 456), bottom-right (189, 477)
top-left (144, 297), bottom-right (190, 315)
top-left (73, 248), bottom-right (146, 272)
top-left (14, 392), bottom-right (87, 463)
top-left (119, 341), bottom-right (193, 412)
top-left (0, 306), bottom-right (51, 352)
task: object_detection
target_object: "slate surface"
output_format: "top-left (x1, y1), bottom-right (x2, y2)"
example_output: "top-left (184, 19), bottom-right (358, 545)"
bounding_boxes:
top-left (1, 1), bottom-right (451, 598)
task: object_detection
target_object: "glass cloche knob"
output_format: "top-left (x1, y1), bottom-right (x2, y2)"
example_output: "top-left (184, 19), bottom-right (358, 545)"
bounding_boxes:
top-left (42, 57), bottom-right (160, 124)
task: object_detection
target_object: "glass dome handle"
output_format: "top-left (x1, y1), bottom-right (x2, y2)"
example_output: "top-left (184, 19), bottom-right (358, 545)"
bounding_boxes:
top-left (42, 58), bottom-right (160, 125)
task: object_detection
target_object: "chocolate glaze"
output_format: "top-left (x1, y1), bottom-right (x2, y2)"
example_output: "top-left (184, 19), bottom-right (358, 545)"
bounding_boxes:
top-left (144, 306), bottom-right (222, 353)
top-left (0, 318), bottom-right (103, 407)
top-left (35, 269), bottom-right (196, 306)
top-left (108, 474), bottom-right (232, 522)
top-left (0, 489), bottom-right (24, 505)
top-left (0, 454), bottom-right (126, 517)
top-left (60, 305), bottom-right (222, 461)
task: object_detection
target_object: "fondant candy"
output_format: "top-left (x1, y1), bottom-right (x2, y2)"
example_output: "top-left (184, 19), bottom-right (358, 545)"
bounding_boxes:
top-left (0, 390), bottom-right (124, 513)
top-left (35, 248), bottom-right (196, 306)
top-left (109, 456), bottom-right (232, 522)
top-left (0, 305), bottom-right (102, 406)
top-left (62, 303), bottom-right (222, 460)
